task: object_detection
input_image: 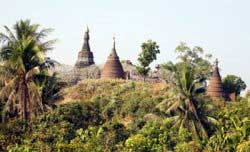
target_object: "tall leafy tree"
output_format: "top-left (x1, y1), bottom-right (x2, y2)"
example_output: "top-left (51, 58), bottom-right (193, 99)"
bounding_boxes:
top-left (175, 42), bottom-right (212, 78)
top-left (0, 20), bottom-right (55, 122)
top-left (136, 40), bottom-right (160, 81)
top-left (222, 75), bottom-right (246, 97)
top-left (161, 42), bottom-right (212, 84)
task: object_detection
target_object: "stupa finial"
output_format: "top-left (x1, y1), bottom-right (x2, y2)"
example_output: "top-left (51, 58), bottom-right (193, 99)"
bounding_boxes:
top-left (85, 25), bottom-right (89, 33)
top-left (109, 34), bottom-right (118, 57)
top-left (215, 58), bottom-right (219, 67)
top-left (113, 34), bottom-right (116, 49)
top-left (83, 25), bottom-right (90, 41)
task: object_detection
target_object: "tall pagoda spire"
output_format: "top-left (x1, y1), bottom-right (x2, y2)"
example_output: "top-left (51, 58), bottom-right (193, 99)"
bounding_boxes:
top-left (101, 37), bottom-right (125, 79)
top-left (110, 36), bottom-right (118, 57)
top-left (75, 26), bottom-right (94, 68)
top-left (207, 59), bottom-right (225, 100)
top-left (81, 26), bottom-right (90, 52)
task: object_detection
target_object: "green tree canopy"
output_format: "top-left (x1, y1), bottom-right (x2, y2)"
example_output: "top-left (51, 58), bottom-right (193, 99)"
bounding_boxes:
top-left (0, 19), bottom-right (56, 122)
top-left (136, 40), bottom-right (160, 80)
top-left (162, 42), bottom-right (212, 83)
top-left (222, 75), bottom-right (246, 96)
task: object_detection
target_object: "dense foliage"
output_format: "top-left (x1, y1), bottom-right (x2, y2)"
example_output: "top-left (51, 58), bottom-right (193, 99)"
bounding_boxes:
top-left (0, 20), bottom-right (55, 122)
top-left (0, 80), bottom-right (249, 151)
top-left (136, 40), bottom-right (160, 80)
top-left (222, 75), bottom-right (246, 97)
top-left (161, 42), bottom-right (212, 85)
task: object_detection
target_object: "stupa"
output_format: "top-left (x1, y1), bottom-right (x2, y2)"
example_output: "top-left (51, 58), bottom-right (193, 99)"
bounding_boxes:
top-left (207, 59), bottom-right (225, 99)
top-left (75, 26), bottom-right (94, 68)
top-left (101, 37), bottom-right (125, 79)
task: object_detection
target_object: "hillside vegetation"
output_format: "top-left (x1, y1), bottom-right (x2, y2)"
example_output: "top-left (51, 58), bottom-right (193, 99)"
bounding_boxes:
top-left (59, 79), bottom-right (169, 129)
top-left (1, 80), bottom-right (250, 151)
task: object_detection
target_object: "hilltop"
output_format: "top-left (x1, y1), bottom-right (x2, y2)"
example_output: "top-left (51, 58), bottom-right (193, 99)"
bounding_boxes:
top-left (58, 80), bottom-right (168, 125)
top-left (59, 79), bottom-right (167, 103)
top-left (1, 80), bottom-right (250, 151)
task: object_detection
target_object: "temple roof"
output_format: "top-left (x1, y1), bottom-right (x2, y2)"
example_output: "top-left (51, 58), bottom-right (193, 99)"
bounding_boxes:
top-left (101, 37), bottom-right (125, 79)
top-left (81, 26), bottom-right (91, 52)
top-left (207, 59), bottom-right (225, 99)
top-left (75, 26), bottom-right (94, 68)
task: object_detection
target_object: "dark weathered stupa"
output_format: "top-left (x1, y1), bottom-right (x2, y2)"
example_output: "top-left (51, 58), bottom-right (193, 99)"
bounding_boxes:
top-left (75, 27), bottom-right (94, 68)
top-left (101, 37), bottom-right (125, 79)
top-left (207, 59), bottom-right (225, 99)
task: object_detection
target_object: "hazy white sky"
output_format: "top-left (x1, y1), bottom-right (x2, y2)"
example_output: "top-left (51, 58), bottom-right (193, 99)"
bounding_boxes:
top-left (1, 0), bottom-right (249, 89)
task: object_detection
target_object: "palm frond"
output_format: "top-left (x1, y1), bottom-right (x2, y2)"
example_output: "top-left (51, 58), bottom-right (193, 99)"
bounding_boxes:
top-left (189, 120), bottom-right (200, 141)
top-left (40, 39), bottom-right (57, 52)
top-left (166, 101), bottom-right (180, 114)
top-left (205, 116), bottom-right (220, 126)
top-left (3, 26), bottom-right (16, 42)
top-left (0, 77), bottom-right (18, 100)
top-left (35, 28), bottom-right (53, 40)
top-left (1, 90), bottom-right (17, 122)
top-left (28, 81), bottom-right (43, 114)
top-left (0, 33), bottom-right (11, 43)
top-left (25, 66), bottom-right (40, 82)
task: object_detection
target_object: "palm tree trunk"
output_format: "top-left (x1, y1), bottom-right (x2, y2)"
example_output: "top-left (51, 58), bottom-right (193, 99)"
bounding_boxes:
top-left (20, 76), bottom-right (30, 122)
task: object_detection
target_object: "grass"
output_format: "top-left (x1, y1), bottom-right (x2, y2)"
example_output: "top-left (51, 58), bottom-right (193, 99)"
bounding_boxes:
top-left (59, 79), bottom-right (169, 105)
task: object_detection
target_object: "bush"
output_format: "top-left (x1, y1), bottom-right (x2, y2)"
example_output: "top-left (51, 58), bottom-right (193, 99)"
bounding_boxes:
top-left (125, 134), bottom-right (152, 152)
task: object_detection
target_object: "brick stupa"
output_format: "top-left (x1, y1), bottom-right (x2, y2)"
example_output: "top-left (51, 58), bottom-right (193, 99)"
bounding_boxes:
top-left (75, 27), bottom-right (94, 68)
top-left (207, 59), bottom-right (225, 99)
top-left (101, 37), bottom-right (125, 79)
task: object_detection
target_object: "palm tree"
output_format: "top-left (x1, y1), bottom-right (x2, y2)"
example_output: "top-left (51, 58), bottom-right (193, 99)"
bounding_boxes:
top-left (0, 20), bottom-right (55, 122)
top-left (157, 63), bottom-right (217, 140)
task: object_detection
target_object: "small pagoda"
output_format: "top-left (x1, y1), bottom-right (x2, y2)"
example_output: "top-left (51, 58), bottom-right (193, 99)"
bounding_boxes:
top-left (101, 37), bottom-right (125, 79)
top-left (207, 59), bottom-right (225, 99)
top-left (75, 27), bottom-right (94, 68)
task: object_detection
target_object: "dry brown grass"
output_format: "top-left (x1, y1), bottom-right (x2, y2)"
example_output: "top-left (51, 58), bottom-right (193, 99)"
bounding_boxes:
top-left (58, 79), bottom-right (168, 105)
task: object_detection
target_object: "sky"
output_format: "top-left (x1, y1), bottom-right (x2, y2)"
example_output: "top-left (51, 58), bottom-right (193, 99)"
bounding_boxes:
top-left (1, 0), bottom-right (250, 90)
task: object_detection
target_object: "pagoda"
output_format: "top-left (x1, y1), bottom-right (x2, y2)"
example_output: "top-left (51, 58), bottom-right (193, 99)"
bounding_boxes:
top-left (207, 59), bottom-right (225, 99)
top-left (75, 27), bottom-right (94, 68)
top-left (101, 37), bottom-right (125, 79)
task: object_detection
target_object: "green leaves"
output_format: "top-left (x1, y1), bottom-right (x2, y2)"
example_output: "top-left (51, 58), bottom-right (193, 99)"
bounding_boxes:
top-left (136, 40), bottom-right (160, 78)
top-left (174, 42), bottom-right (212, 79)
top-left (222, 75), bottom-right (246, 96)
top-left (159, 62), bottom-right (213, 141)
top-left (0, 19), bottom-right (56, 122)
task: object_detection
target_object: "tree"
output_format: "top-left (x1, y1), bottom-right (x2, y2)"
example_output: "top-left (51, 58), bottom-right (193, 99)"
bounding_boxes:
top-left (175, 42), bottom-right (212, 78)
top-left (40, 73), bottom-right (67, 108)
top-left (0, 19), bottom-right (55, 122)
top-left (159, 63), bottom-right (218, 140)
top-left (159, 43), bottom-right (216, 140)
top-left (161, 42), bottom-right (212, 84)
top-left (136, 40), bottom-right (160, 81)
top-left (222, 75), bottom-right (246, 97)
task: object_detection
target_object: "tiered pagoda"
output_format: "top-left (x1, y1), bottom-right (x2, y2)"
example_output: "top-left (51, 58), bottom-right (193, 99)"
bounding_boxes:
top-left (75, 27), bottom-right (94, 68)
top-left (207, 59), bottom-right (225, 99)
top-left (101, 37), bottom-right (125, 79)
